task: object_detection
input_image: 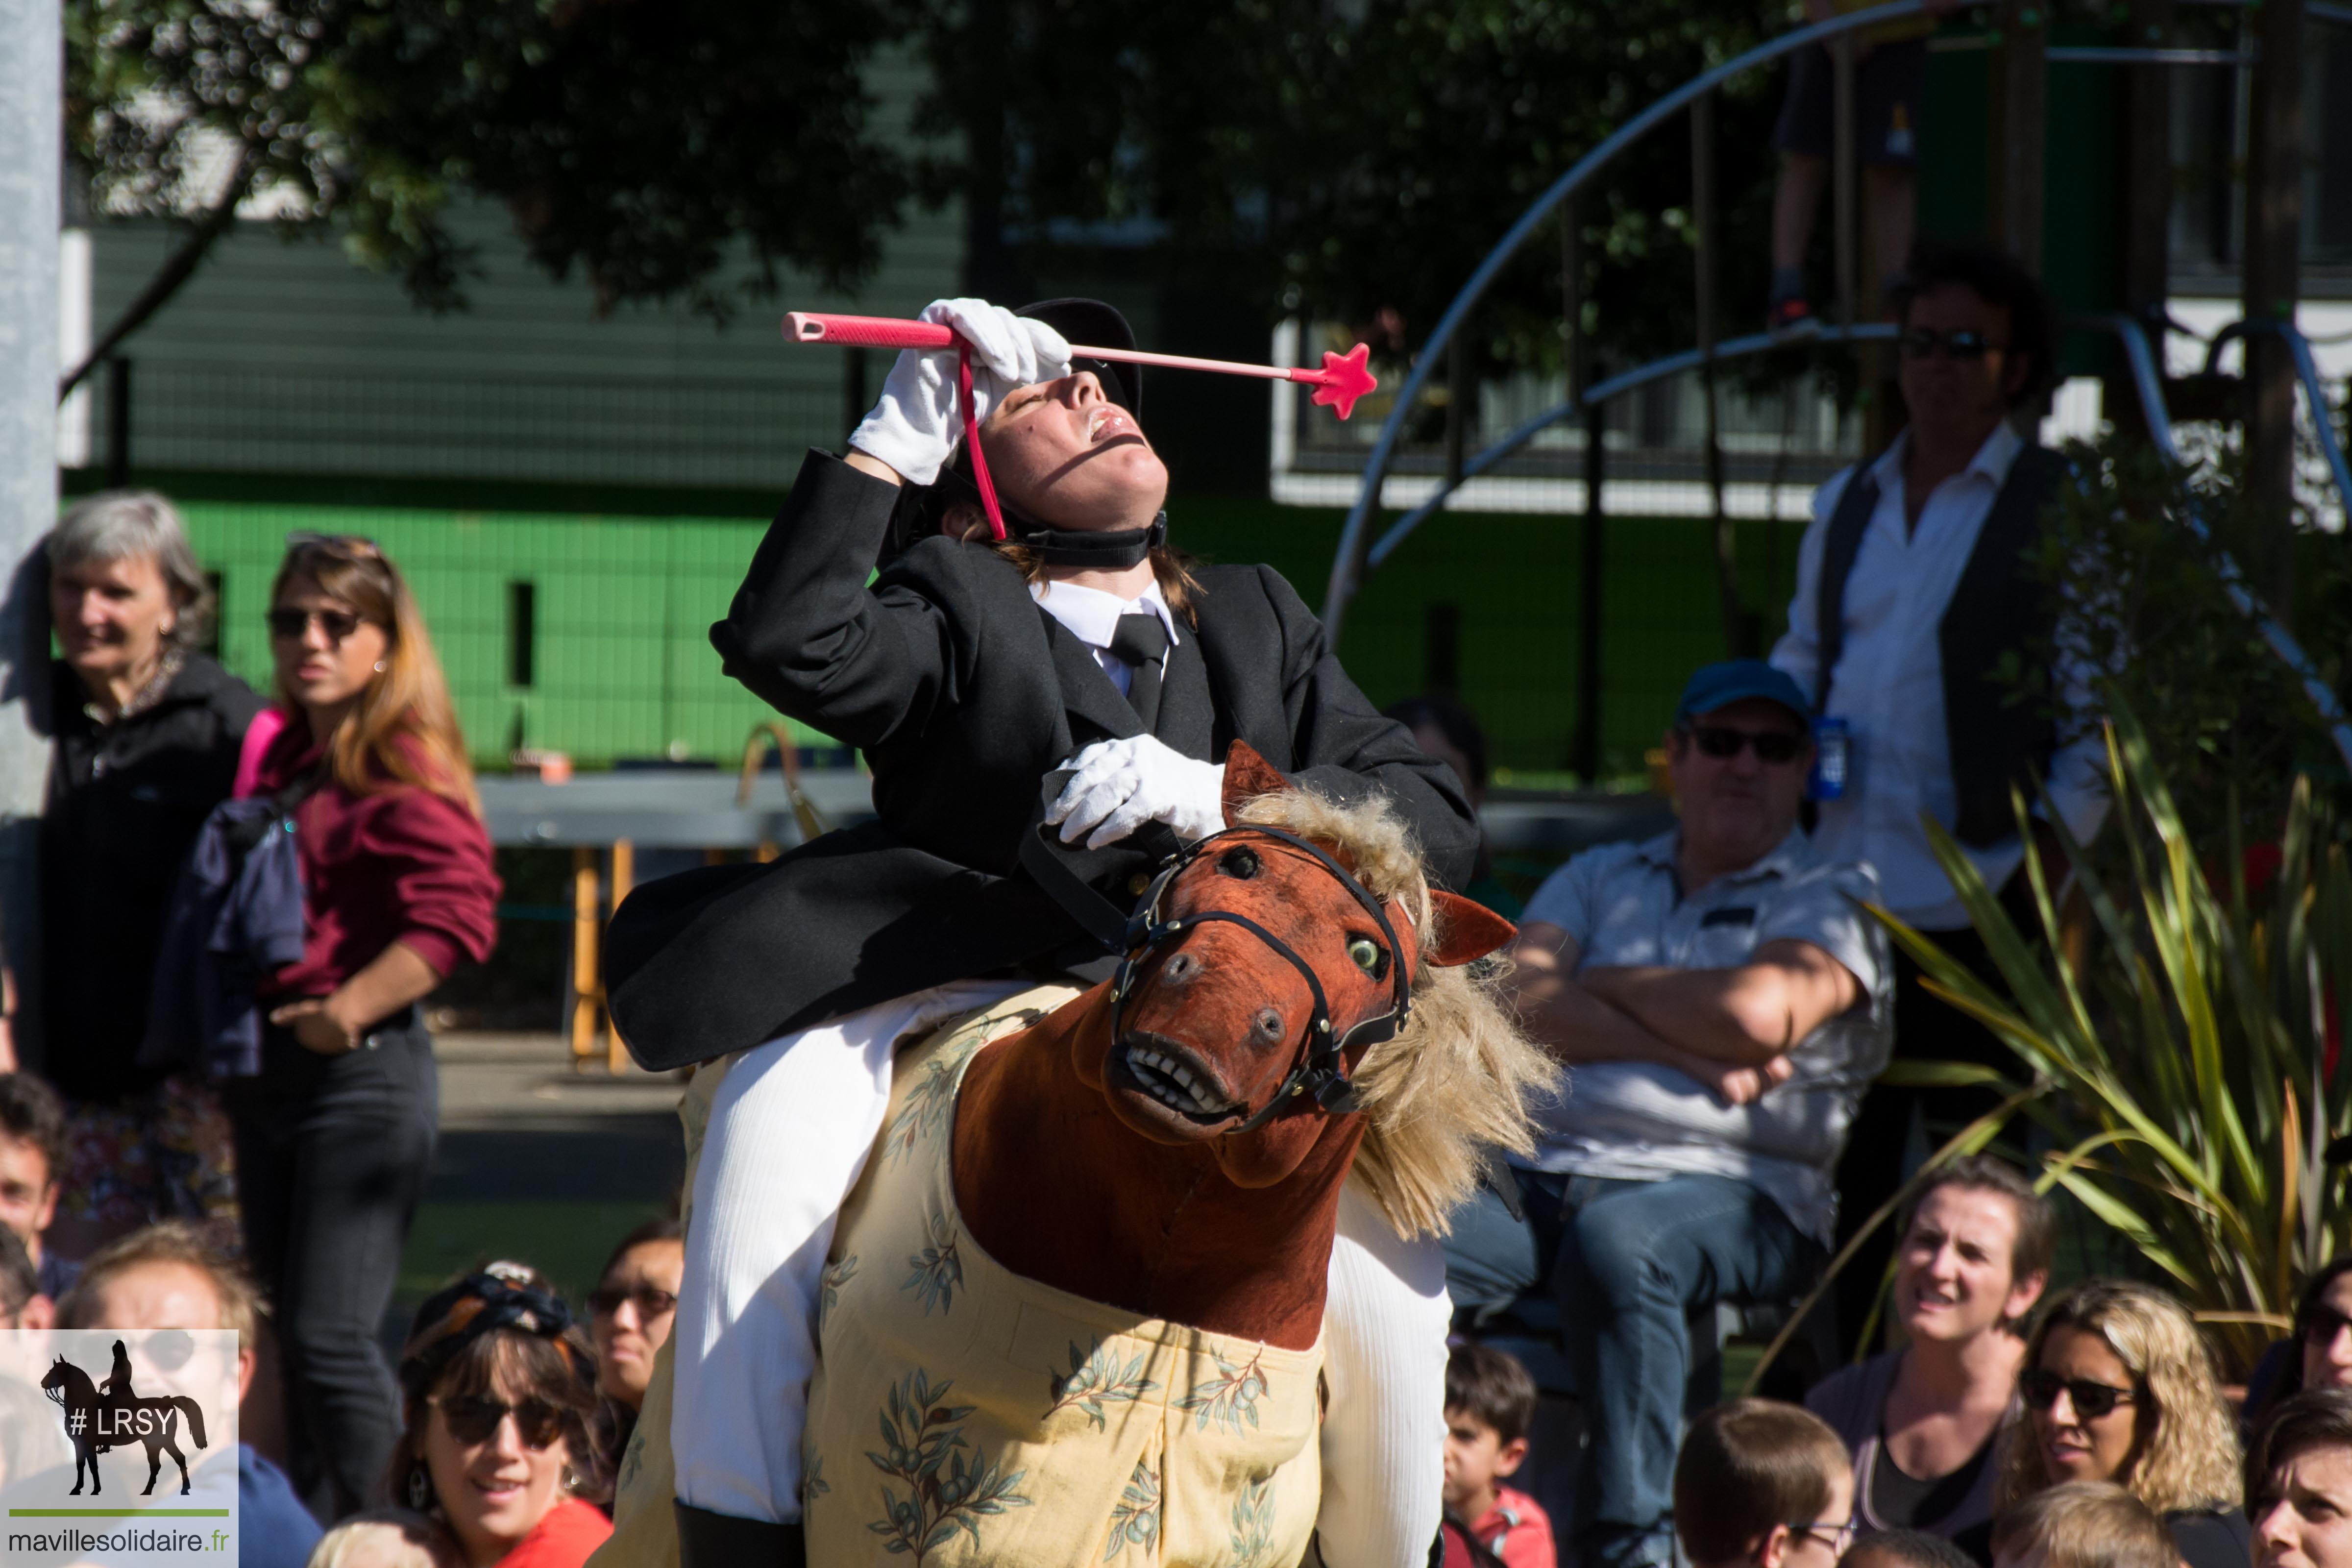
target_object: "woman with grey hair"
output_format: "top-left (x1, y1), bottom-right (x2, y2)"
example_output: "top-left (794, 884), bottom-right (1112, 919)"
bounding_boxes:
top-left (40, 489), bottom-right (265, 1259)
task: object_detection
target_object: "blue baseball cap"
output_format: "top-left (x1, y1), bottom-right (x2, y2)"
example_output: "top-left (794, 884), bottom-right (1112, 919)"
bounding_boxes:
top-left (1673, 659), bottom-right (1813, 725)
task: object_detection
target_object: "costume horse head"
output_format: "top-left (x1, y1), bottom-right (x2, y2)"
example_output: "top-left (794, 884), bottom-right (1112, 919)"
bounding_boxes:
top-left (950, 741), bottom-right (1554, 1348)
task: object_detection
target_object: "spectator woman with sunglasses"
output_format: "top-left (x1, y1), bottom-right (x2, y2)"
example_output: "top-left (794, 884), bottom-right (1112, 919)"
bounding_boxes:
top-left (230, 533), bottom-right (499, 1519)
top-left (2242, 1259), bottom-right (2352, 1433)
top-left (584, 1217), bottom-right (683, 1485)
top-left (392, 1265), bottom-right (612, 1567)
top-left (1991, 1281), bottom-right (2248, 1568)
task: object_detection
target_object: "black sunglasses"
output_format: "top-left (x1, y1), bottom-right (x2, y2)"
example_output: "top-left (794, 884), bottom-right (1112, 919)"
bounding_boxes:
top-left (432, 1393), bottom-right (567, 1449)
top-left (2305, 1305), bottom-right (2352, 1344)
top-left (1685, 724), bottom-right (1807, 765)
top-left (587, 1284), bottom-right (678, 1320)
top-left (2021, 1369), bottom-right (2138, 1419)
top-left (1900, 327), bottom-right (2003, 362)
top-left (266, 607), bottom-right (367, 643)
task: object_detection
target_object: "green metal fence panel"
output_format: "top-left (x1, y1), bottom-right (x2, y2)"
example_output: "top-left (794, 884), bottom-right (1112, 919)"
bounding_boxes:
top-left (185, 495), bottom-right (1808, 780)
top-left (187, 502), bottom-right (814, 768)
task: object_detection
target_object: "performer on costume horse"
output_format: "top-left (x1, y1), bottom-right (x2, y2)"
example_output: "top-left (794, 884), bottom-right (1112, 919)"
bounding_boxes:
top-left (598, 298), bottom-right (1532, 1568)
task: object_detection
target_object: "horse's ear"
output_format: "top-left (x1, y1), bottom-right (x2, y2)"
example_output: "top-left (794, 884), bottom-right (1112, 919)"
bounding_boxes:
top-left (1220, 741), bottom-right (1289, 826)
top-left (1425, 891), bottom-right (1516, 968)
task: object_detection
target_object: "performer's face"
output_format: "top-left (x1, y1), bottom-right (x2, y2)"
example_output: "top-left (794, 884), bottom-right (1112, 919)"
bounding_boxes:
top-left (978, 371), bottom-right (1171, 531)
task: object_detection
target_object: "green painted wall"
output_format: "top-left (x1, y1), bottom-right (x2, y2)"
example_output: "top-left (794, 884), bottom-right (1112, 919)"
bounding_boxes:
top-left (185, 496), bottom-right (1807, 778)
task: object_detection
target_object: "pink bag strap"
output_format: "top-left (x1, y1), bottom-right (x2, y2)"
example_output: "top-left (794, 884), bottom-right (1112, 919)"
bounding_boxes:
top-left (232, 707), bottom-right (291, 800)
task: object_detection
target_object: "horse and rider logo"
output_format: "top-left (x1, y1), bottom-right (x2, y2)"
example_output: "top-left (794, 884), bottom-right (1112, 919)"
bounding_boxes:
top-left (38, 1339), bottom-right (210, 1496)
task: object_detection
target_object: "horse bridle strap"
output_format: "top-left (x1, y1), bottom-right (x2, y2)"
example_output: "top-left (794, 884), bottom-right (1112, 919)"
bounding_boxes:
top-left (1110, 824), bottom-right (1414, 1133)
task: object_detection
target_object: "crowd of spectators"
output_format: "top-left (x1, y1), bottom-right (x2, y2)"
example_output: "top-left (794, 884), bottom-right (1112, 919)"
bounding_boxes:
top-left (1, 221), bottom-right (2315, 1568)
top-left (0, 499), bottom-right (511, 1560)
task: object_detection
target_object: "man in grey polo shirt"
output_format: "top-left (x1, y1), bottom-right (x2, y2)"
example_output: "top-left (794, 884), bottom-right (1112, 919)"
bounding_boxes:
top-left (1445, 659), bottom-right (1893, 1568)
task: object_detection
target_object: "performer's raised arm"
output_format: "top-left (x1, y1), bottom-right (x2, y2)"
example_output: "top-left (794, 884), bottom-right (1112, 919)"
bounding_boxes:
top-left (711, 299), bottom-right (1072, 747)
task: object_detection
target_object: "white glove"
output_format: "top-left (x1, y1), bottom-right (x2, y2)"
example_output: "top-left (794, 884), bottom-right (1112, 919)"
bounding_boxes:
top-left (846, 298), bottom-right (1073, 485)
top-left (1047, 735), bottom-right (1228, 850)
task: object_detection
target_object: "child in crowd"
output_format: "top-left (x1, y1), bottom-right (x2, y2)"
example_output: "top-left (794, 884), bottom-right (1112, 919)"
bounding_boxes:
top-left (1443, 1344), bottom-right (1557, 1568)
top-left (0, 1073), bottom-right (75, 1299)
top-left (1674, 1398), bottom-right (1856, 1568)
top-left (304, 1510), bottom-right (458, 1568)
top-left (1840, 1528), bottom-right (1985, 1568)
top-left (1987, 1482), bottom-right (2175, 1568)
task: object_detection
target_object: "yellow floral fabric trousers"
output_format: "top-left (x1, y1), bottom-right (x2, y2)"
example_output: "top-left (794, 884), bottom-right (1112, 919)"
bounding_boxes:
top-left (803, 988), bottom-right (1325, 1568)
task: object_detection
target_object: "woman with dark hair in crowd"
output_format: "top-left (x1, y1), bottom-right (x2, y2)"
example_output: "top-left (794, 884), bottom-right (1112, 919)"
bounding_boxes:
top-left (585, 1217), bottom-right (683, 1482)
top-left (228, 533), bottom-right (499, 1518)
top-left (2244, 1259), bottom-right (2352, 1430)
top-left (38, 490), bottom-right (267, 1257)
top-left (2250, 1389), bottom-right (2352, 1568)
top-left (1809, 1156), bottom-right (2052, 1555)
top-left (1993, 1280), bottom-right (2249, 1568)
top-left (1384, 691), bottom-right (1521, 918)
top-left (392, 1266), bottom-right (612, 1568)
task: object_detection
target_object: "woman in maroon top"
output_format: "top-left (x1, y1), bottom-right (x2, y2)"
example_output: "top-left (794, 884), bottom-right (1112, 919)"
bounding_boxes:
top-left (228, 533), bottom-right (498, 1520)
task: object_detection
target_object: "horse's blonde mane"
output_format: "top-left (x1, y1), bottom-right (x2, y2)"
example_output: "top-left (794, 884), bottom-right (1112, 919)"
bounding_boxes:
top-left (1233, 786), bottom-right (1557, 1239)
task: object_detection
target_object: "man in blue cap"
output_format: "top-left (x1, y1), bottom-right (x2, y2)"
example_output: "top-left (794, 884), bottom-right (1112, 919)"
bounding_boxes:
top-left (1443, 659), bottom-right (1894, 1568)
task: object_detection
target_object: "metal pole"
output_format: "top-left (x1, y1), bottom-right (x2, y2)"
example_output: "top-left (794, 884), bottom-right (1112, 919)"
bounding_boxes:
top-left (2117, 0), bottom-right (2178, 441)
top-left (107, 358), bottom-right (131, 490)
top-left (1445, 330), bottom-right (1469, 490)
top-left (1989, 0), bottom-right (2050, 272)
top-left (605, 839), bottom-right (633, 1074)
top-left (1574, 401), bottom-right (1606, 783)
top-left (569, 846), bottom-right (600, 1071)
top-left (1693, 92), bottom-right (1742, 657)
top-left (0, 0), bottom-right (60, 1067)
top-left (1832, 32), bottom-right (1859, 332)
top-left (2243, 0), bottom-right (2305, 618)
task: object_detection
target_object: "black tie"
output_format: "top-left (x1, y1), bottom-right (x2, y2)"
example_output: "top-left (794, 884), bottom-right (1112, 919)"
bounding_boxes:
top-left (1108, 612), bottom-right (1170, 732)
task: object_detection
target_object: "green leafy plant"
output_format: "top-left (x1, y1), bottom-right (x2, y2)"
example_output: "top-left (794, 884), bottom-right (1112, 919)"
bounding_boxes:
top-left (1880, 702), bottom-right (2352, 1377)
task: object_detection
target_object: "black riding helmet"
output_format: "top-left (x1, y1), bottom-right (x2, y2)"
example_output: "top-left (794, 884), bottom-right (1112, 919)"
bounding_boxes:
top-left (880, 297), bottom-right (1168, 570)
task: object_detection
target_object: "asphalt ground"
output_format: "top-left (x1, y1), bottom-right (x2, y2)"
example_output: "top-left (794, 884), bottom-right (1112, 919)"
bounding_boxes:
top-left (390, 1031), bottom-right (687, 1342)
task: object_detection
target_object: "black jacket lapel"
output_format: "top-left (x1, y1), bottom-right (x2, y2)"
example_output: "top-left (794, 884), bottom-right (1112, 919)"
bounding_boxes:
top-left (1040, 610), bottom-right (1145, 747)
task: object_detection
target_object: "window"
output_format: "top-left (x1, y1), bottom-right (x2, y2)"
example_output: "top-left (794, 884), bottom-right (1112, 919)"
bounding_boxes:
top-left (507, 581), bottom-right (536, 688)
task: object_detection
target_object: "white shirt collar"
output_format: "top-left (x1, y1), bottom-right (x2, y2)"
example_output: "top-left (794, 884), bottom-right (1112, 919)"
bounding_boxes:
top-left (1870, 418), bottom-right (2026, 494)
top-left (1028, 576), bottom-right (1182, 652)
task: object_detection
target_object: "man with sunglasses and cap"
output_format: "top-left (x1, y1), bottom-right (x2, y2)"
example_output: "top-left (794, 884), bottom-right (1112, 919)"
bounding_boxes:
top-left (598, 297), bottom-right (1480, 1568)
top-left (1768, 239), bottom-right (2109, 1356)
top-left (1443, 659), bottom-right (1893, 1568)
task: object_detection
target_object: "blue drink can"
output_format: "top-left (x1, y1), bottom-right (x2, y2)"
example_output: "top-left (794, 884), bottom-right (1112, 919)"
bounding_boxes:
top-left (1809, 716), bottom-right (1850, 802)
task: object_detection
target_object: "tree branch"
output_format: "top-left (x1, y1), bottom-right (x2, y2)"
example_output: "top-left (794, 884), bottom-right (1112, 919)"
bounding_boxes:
top-left (58, 146), bottom-right (260, 402)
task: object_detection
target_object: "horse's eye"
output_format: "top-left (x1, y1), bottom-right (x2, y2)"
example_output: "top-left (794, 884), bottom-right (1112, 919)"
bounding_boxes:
top-left (1218, 847), bottom-right (1261, 880)
top-left (1348, 938), bottom-right (1381, 972)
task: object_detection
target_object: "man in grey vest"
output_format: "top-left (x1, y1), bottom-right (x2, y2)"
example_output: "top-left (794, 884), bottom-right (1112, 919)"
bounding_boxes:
top-left (1769, 241), bottom-right (2107, 1351)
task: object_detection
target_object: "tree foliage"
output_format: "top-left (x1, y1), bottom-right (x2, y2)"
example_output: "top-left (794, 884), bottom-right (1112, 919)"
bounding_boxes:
top-left (62, 0), bottom-right (913, 391)
top-left (334, 0), bottom-right (912, 320)
top-left (2024, 436), bottom-right (2352, 861)
top-left (922, 0), bottom-right (1789, 371)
